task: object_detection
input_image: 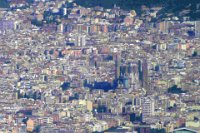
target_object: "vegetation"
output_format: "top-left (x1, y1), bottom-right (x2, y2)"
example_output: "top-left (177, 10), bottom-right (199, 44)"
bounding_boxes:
top-left (69, 93), bottom-right (79, 101)
top-left (192, 51), bottom-right (198, 57)
top-left (26, 0), bottom-right (34, 4)
top-left (84, 81), bottom-right (115, 92)
top-left (61, 82), bottom-right (70, 91)
top-left (130, 113), bottom-right (142, 122)
top-left (75, 0), bottom-right (165, 14)
top-left (34, 125), bottom-right (41, 133)
top-left (157, 0), bottom-right (200, 21)
top-left (18, 91), bottom-right (41, 100)
top-left (75, 0), bottom-right (165, 10)
top-left (0, 0), bottom-right (9, 8)
top-left (75, 0), bottom-right (200, 20)
top-left (167, 85), bottom-right (187, 94)
top-left (31, 19), bottom-right (43, 27)
top-left (96, 105), bottom-right (107, 113)
top-left (150, 128), bottom-right (166, 133)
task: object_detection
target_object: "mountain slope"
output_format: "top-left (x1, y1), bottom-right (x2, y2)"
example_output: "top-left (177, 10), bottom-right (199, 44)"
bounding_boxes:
top-left (75, 0), bottom-right (165, 13)
top-left (75, 0), bottom-right (200, 20)
top-left (0, 0), bottom-right (9, 8)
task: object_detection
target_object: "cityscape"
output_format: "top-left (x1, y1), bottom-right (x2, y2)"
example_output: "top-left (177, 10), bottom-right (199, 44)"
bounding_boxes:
top-left (0, 0), bottom-right (200, 133)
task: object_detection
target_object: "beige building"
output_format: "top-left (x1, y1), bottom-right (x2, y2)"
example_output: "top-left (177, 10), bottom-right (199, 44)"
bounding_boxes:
top-left (27, 119), bottom-right (35, 132)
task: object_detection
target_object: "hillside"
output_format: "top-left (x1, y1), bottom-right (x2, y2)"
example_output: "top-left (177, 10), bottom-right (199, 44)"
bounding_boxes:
top-left (75, 0), bottom-right (165, 13)
top-left (157, 0), bottom-right (200, 21)
top-left (0, 0), bottom-right (9, 8)
top-left (75, 0), bottom-right (200, 21)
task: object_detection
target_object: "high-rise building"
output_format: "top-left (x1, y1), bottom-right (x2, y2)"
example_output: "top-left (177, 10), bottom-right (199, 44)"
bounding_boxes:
top-left (134, 97), bottom-right (141, 107)
top-left (14, 21), bottom-right (20, 30)
top-left (57, 23), bottom-right (64, 33)
top-left (102, 25), bottom-right (108, 33)
top-left (158, 21), bottom-right (170, 34)
top-left (138, 60), bottom-right (143, 82)
top-left (87, 100), bottom-right (93, 112)
top-left (195, 21), bottom-right (200, 38)
top-left (62, 8), bottom-right (67, 16)
top-left (138, 59), bottom-right (149, 89)
top-left (115, 53), bottom-right (121, 80)
top-left (142, 59), bottom-right (149, 90)
top-left (74, 34), bottom-right (86, 46)
top-left (142, 97), bottom-right (155, 122)
top-left (129, 63), bottom-right (139, 89)
top-left (113, 53), bottom-right (121, 88)
top-left (26, 119), bottom-right (35, 132)
top-left (77, 24), bottom-right (83, 33)
top-left (119, 65), bottom-right (130, 88)
top-left (86, 25), bottom-right (91, 34)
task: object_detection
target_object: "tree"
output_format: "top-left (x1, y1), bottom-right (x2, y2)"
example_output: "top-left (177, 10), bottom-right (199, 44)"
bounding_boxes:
top-left (192, 51), bottom-right (198, 57)
top-left (31, 19), bottom-right (43, 27)
top-left (22, 117), bottom-right (29, 124)
top-left (0, 0), bottom-right (9, 8)
top-left (35, 125), bottom-right (41, 133)
top-left (167, 85), bottom-right (187, 94)
top-left (61, 82), bottom-right (70, 91)
top-left (150, 128), bottom-right (166, 133)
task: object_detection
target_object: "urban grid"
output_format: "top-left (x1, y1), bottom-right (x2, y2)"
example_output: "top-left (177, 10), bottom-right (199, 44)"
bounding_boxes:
top-left (0, 0), bottom-right (200, 133)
